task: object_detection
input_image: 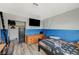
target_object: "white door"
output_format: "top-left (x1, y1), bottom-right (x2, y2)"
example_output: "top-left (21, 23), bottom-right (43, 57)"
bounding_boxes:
top-left (9, 27), bottom-right (19, 40)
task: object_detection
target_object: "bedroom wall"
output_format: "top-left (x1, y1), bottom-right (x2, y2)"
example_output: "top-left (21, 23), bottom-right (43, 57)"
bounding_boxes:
top-left (0, 12), bottom-right (43, 41)
top-left (2, 12), bottom-right (27, 41)
top-left (43, 8), bottom-right (79, 42)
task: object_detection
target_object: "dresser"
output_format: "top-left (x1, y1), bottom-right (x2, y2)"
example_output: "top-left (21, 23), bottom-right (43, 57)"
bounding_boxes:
top-left (25, 34), bottom-right (45, 44)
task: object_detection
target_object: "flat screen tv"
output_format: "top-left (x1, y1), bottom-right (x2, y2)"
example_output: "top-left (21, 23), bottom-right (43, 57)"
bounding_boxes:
top-left (29, 18), bottom-right (40, 26)
top-left (8, 20), bottom-right (16, 26)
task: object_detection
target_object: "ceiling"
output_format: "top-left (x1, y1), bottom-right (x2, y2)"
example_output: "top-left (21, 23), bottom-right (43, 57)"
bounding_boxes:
top-left (0, 3), bottom-right (79, 20)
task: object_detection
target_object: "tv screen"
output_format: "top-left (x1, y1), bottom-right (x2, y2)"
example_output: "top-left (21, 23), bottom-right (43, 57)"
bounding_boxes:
top-left (8, 20), bottom-right (16, 26)
top-left (29, 18), bottom-right (40, 26)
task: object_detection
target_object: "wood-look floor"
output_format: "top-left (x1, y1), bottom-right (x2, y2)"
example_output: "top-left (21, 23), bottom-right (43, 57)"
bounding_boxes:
top-left (7, 42), bottom-right (46, 55)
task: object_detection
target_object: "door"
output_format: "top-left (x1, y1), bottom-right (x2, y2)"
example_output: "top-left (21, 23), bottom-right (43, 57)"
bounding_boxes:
top-left (19, 27), bottom-right (25, 43)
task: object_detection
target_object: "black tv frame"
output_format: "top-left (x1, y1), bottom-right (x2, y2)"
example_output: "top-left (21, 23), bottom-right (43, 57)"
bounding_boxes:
top-left (29, 18), bottom-right (40, 27)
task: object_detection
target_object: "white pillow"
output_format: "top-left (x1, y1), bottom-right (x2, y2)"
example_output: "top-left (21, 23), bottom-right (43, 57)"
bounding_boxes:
top-left (49, 36), bottom-right (61, 39)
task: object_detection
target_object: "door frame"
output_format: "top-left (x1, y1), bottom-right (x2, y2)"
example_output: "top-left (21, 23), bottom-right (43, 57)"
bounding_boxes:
top-left (8, 20), bottom-right (26, 42)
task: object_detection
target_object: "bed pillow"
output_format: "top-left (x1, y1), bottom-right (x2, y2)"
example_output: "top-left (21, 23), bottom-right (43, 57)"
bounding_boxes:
top-left (49, 36), bottom-right (61, 39)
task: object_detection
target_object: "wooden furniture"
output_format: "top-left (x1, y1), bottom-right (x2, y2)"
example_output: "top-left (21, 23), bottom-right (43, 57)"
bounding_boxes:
top-left (0, 44), bottom-right (4, 53)
top-left (25, 34), bottom-right (45, 44)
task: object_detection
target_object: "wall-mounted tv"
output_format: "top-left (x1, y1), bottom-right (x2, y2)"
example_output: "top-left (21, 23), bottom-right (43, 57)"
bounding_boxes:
top-left (29, 18), bottom-right (40, 26)
top-left (8, 20), bottom-right (16, 26)
top-left (8, 20), bottom-right (16, 29)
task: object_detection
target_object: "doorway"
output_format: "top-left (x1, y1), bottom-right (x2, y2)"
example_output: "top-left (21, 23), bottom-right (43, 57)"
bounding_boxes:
top-left (19, 27), bottom-right (25, 43)
top-left (8, 20), bottom-right (26, 43)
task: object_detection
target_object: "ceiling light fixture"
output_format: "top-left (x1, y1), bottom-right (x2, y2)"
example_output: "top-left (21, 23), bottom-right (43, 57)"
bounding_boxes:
top-left (33, 3), bottom-right (39, 6)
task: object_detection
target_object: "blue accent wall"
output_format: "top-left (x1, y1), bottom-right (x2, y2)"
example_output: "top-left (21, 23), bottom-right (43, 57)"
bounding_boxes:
top-left (0, 30), bottom-right (1, 39)
top-left (1, 28), bottom-right (79, 42)
top-left (26, 29), bottom-right (44, 35)
top-left (25, 29), bottom-right (79, 42)
top-left (0, 29), bottom-right (43, 41)
top-left (0, 29), bottom-right (8, 42)
top-left (43, 29), bottom-right (79, 42)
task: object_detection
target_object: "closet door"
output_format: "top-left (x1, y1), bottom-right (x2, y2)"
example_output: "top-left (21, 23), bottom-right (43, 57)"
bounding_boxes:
top-left (19, 27), bottom-right (25, 43)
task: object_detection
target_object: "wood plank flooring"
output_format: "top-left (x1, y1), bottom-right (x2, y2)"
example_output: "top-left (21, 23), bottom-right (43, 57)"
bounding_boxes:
top-left (8, 42), bottom-right (46, 55)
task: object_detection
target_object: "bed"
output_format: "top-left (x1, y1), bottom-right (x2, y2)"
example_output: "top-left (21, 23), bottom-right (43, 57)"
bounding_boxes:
top-left (38, 37), bottom-right (79, 55)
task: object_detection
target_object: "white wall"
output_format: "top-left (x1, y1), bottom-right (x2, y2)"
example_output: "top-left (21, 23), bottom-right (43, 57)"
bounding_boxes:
top-left (43, 8), bottom-right (79, 30)
top-left (3, 12), bottom-right (43, 29)
top-left (2, 12), bottom-right (43, 40)
top-left (2, 12), bottom-right (27, 40)
top-left (3, 12), bottom-right (27, 29)
top-left (0, 14), bottom-right (2, 29)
